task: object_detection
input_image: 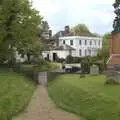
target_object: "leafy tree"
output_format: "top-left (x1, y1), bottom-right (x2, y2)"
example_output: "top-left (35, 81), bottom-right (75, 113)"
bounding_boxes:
top-left (39, 21), bottom-right (50, 50)
top-left (71, 24), bottom-right (99, 37)
top-left (97, 33), bottom-right (110, 69)
top-left (0, 0), bottom-right (43, 65)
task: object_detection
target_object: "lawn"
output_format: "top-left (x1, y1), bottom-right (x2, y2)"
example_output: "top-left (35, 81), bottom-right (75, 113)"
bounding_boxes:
top-left (48, 74), bottom-right (120, 120)
top-left (0, 68), bottom-right (36, 120)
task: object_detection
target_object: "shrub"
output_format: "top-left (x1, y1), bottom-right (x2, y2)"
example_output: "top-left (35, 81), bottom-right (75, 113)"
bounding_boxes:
top-left (66, 55), bottom-right (73, 64)
top-left (56, 58), bottom-right (65, 63)
top-left (93, 60), bottom-right (105, 74)
top-left (65, 55), bottom-right (82, 64)
top-left (73, 57), bottom-right (82, 63)
top-left (81, 57), bottom-right (91, 74)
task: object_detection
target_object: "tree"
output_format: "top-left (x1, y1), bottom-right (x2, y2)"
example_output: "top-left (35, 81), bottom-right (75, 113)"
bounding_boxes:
top-left (39, 21), bottom-right (50, 50)
top-left (0, 0), bottom-right (43, 65)
top-left (97, 33), bottom-right (110, 69)
top-left (113, 0), bottom-right (120, 32)
top-left (71, 24), bottom-right (99, 37)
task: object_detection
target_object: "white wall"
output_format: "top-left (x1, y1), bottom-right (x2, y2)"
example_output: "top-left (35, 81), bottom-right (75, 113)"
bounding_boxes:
top-left (42, 50), bottom-right (75, 61)
top-left (59, 36), bottom-right (103, 57)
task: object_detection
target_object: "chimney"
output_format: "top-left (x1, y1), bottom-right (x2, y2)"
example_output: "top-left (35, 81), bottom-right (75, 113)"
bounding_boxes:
top-left (65, 26), bottom-right (70, 32)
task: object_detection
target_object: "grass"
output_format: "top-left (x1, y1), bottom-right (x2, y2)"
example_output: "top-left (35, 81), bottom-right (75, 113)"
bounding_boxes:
top-left (48, 74), bottom-right (120, 120)
top-left (0, 68), bottom-right (36, 120)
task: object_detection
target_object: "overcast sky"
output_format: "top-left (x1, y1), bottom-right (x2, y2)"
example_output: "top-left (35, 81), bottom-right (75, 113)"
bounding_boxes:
top-left (32, 0), bottom-right (115, 35)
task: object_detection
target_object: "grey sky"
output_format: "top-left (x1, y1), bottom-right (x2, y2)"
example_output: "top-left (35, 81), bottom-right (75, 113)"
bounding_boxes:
top-left (32, 0), bottom-right (115, 35)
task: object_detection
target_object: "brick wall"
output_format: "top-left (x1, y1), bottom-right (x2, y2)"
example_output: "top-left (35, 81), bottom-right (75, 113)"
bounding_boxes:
top-left (108, 32), bottom-right (120, 64)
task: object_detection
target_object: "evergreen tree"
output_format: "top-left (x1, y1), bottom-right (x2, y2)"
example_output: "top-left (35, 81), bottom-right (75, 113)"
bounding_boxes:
top-left (113, 0), bottom-right (120, 32)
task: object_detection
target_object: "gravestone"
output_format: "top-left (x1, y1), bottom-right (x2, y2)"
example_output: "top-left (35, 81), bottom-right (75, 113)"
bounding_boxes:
top-left (90, 64), bottom-right (99, 75)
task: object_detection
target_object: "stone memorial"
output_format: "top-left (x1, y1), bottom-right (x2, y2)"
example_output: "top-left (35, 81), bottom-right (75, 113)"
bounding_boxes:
top-left (106, 1), bottom-right (120, 84)
top-left (90, 64), bottom-right (99, 75)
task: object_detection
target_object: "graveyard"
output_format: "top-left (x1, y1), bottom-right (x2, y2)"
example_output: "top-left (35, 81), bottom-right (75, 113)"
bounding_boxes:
top-left (1, 0), bottom-right (120, 120)
top-left (48, 74), bottom-right (120, 120)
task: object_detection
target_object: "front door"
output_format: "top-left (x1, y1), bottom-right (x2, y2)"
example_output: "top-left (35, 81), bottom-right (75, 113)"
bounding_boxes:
top-left (53, 53), bottom-right (57, 61)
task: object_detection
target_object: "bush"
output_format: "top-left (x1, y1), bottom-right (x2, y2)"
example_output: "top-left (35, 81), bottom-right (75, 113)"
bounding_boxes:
top-left (13, 63), bottom-right (36, 80)
top-left (93, 60), bottom-right (105, 74)
top-left (81, 57), bottom-right (91, 74)
top-left (65, 55), bottom-right (82, 64)
top-left (72, 57), bottom-right (82, 63)
top-left (56, 58), bottom-right (65, 63)
top-left (66, 55), bottom-right (73, 64)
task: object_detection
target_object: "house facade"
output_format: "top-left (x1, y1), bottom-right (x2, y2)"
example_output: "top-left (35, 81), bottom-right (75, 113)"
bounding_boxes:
top-left (42, 36), bottom-right (102, 61)
top-left (42, 44), bottom-right (75, 61)
top-left (59, 36), bottom-right (102, 57)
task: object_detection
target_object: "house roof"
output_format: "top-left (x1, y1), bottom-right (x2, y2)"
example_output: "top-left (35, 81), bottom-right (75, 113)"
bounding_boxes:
top-left (53, 44), bottom-right (75, 50)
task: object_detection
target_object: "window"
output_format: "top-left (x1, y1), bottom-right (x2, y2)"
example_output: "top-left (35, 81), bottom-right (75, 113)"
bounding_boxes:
top-left (79, 49), bottom-right (82, 56)
top-left (70, 40), bottom-right (73, 45)
top-left (85, 49), bottom-right (87, 56)
top-left (88, 50), bottom-right (91, 56)
top-left (63, 40), bottom-right (65, 44)
top-left (90, 40), bottom-right (92, 45)
top-left (85, 40), bottom-right (86, 45)
top-left (79, 40), bottom-right (81, 45)
top-left (94, 40), bottom-right (96, 45)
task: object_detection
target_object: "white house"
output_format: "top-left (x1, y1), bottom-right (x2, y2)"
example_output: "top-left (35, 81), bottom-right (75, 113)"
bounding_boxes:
top-left (42, 36), bottom-right (103, 61)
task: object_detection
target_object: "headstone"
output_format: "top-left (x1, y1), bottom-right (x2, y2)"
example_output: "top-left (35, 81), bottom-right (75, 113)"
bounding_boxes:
top-left (90, 64), bottom-right (99, 75)
top-left (106, 64), bottom-right (120, 84)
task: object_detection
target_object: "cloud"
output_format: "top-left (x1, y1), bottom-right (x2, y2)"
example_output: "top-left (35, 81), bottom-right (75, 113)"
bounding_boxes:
top-left (32, 0), bottom-right (115, 35)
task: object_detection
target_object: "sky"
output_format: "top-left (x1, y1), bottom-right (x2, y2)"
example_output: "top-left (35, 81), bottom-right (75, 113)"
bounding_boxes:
top-left (32, 0), bottom-right (115, 35)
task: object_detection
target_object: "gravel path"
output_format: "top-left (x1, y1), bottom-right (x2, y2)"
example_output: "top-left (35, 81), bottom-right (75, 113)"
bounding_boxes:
top-left (13, 85), bottom-right (80, 120)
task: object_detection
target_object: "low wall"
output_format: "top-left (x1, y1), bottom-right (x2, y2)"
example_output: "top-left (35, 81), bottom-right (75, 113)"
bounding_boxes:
top-left (36, 72), bottom-right (60, 85)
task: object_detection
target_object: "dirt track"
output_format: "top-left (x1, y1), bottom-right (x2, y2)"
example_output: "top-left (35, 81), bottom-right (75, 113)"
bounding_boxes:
top-left (13, 85), bottom-right (80, 120)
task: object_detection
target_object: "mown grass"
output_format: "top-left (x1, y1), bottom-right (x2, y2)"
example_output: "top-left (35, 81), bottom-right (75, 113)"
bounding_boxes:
top-left (0, 68), bottom-right (36, 120)
top-left (48, 74), bottom-right (120, 120)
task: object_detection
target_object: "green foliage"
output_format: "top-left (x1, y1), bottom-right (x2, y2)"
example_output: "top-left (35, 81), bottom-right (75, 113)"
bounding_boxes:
top-left (80, 56), bottom-right (105, 74)
top-left (48, 74), bottom-right (120, 120)
top-left (66, 55), bottom-right (73, 64)
top-left (39, 21), bottom-right (51, 50)
top-left (97, 33), bottom-right (109, 69)
top-left (81, 57), bottom-right (91, 74)
top-left (65, 55), bottom-right (82, 64)
top-left (0, 0), bottom-right (43, 64)
top-left (0, 68), bottom-right (36, 120)
top-left (36, 59), bottom-right (59, 71)
top-left (71, 24), bottom-right (100, 37)
top-left (56, 58), bottom-right (65, 63)
top-left (113, 0), bottom-right (120, 32)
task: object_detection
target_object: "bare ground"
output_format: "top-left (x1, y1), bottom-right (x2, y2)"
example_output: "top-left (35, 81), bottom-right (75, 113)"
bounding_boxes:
top-left (13, 85), bottom-right (80, 120)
